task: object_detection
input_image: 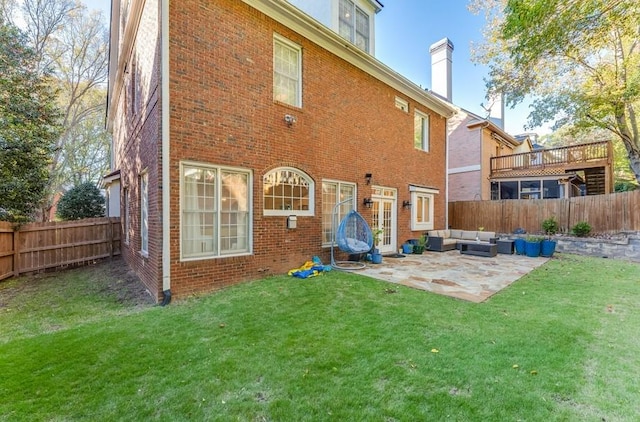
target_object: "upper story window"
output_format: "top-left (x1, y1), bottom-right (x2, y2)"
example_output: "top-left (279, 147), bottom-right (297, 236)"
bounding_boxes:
top-left (263, 167), bottom-right (314, 216)
top-left (414, 111), bottom-right (430, 152)
top-left (338, 0), bottom-right (370, 52)
top-left (395, 97), bottom-right (409, 113)
top-left (273, 35), bottom-right (302, 107)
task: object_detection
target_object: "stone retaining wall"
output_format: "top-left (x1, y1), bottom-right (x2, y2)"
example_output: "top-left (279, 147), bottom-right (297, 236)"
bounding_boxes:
top-left (502, 234), bottom-right (640, 263)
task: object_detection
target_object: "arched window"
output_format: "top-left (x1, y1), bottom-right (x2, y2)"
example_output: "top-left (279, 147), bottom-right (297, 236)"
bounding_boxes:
top-left (263, 167), bottom-right (314, 216)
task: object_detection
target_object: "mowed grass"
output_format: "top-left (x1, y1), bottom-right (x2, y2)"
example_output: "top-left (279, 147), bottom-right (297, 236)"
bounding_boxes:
top-left (1, 254), bottom-right (639, 421)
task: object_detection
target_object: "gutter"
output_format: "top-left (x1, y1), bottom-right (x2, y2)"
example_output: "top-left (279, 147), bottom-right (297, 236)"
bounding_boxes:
top-left (160, 0), bottom-right (171, 305)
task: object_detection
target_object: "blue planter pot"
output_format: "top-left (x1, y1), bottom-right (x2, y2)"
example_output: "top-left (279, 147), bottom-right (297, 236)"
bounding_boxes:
top-left (540, 240), bottom-right (557, 257)
top-left (371, 253), bottom-right (383, 264)
top-left (514, 238), bottom-right (526, 255)
top-left (402, 243), bottom-right (413, 254)
top-left (525, 241), bottom-right (541, 257)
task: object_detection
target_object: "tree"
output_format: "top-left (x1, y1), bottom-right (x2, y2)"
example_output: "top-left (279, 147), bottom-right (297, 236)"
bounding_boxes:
top-left (0, 21), bottom-right (61, 222)
top-left (2, 0), bottom-right (110, 220)
top-left (471, 0), bottom-right (640, 183)
top-left (56, 181), bottom-right (105, 220)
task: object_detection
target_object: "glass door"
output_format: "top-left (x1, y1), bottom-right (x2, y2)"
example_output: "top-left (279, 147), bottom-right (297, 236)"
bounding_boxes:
top-left (371, 186), bottom-right (397, 254)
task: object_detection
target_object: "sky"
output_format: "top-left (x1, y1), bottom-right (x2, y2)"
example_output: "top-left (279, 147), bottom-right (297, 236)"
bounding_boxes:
top-left (375, 0), bottom-right (545, 136)
top-left (82, 0), bottom-right (548, 136)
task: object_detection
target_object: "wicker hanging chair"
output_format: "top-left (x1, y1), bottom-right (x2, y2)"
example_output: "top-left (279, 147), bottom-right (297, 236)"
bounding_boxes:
top-left (331, 199), bottom-right (373, 270)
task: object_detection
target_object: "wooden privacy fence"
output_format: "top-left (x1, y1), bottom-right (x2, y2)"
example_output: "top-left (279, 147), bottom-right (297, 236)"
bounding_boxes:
top-left (449, 190), bottom-right (640, 235)
top-left (0, 217), bottom-right (121, 282)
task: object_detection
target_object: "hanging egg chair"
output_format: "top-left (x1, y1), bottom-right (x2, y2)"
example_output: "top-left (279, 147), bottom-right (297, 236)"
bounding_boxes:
top-left (331, 199), bottom-right (373, 270)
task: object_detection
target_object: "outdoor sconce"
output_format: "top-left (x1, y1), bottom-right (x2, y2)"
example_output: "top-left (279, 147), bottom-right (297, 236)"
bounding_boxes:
top-left (284, 114), bottom-right (297, 127)
top-left (402, 200), bottom-right (412, 209)
top-left (363, 197), bottom-right (374, 208)
top-left (365, 173), bottom-right (372, 185)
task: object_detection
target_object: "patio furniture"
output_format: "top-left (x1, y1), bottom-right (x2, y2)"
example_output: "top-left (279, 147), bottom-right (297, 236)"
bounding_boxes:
top-left (459, 241), bottom-right (497, 257)
top-left (496, 239), bottom-right (514, 254)
top-left (426, 229), bottom-right (497, 252)
top-left (331, 199), bottom-right (373, 270)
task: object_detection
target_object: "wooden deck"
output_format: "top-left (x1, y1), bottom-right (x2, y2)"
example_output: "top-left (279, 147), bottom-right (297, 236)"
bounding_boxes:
top-left (490, 140), bottom-right (613, 194)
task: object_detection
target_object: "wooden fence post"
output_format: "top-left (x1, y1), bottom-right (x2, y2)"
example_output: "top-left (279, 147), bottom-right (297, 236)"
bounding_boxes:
top-left (108, 219), bottom-right (113, 258)
top-left (13, 228), bottom-right (20, 277)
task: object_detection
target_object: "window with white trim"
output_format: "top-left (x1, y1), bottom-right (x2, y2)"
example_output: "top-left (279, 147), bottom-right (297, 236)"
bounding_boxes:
top-left (395, 96), bottom-right (408, 113)
top-left (123, 187), bottom-right (129, 244)
top-left (140, 172), bottom-right (148, 255)
top-left (410, 186), bottom-right (437, 231)
top-left (338, 0), bottom-right (370, 52)
top-left (273, 35), bottom-right (302, 107)
top-left (322, 180), bottom-right (356, 245)
top-left (263, 167), bottom-right (314, 216)
top-left (181, 163), bottom-right (251, 260)
top-left (414, 111), bottom-right (430, 152)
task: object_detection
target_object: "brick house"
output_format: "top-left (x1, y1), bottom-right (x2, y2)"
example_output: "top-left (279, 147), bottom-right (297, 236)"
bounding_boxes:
top-left (105, 0), bottom-right (455, 302)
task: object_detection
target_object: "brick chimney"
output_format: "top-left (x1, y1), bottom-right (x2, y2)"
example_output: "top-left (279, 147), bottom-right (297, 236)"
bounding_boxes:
top-left (429, 38), bottom-right (454, 102)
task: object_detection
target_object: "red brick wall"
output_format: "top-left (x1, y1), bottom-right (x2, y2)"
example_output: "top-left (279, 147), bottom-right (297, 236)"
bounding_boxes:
top-left (114, 0), bottom-right (450, 299)
top-left (110, 0), bottom-right (162, 300)
top-left (448, 111), bottom-right (482, 202)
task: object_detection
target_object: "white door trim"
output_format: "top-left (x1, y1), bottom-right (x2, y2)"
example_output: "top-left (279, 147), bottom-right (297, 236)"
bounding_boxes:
top-left (371, 186), bottom-right (397, 254)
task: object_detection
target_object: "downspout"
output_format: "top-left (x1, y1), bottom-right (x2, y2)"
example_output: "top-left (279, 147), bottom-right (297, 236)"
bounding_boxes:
top-left (160, 0), bottom-right (171, 305)
top-left (445, 117), bottom-right (449, 229)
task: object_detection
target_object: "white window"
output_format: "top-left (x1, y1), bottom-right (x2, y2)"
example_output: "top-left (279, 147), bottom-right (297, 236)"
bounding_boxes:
top-left (395, 97), bottom-right (408, 113)
top-left (322, 180), bottom-right (356, 245)
top-left (410, 186), bottom-right (438, 231)
top-left (140, 172), bottom-right (148, 255)
top-left (414, 111), bottom-right (429, 151)
top-left (273, 35), bottom-right (302, 107)
top-left (263, 167), bottom-right (314, 216)
top-left (181, 163), bottom-right (251, 260)
top-left (123, 187), bottom-right (129, 244)
top-left (338, 0), bottom-right (370, 52)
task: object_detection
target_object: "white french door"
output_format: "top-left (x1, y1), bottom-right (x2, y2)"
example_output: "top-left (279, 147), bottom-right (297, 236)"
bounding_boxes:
top-left (371, 186), bottom-right (397, 254)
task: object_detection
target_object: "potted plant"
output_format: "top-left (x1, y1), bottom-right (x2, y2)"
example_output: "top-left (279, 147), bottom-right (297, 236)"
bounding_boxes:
top-left (524, 235), bottom-right (543, 257)
top-left (402, 242), bottom-right (414, 254)
top-left (413, 234), bottom-right (428, 254)
top-left (514, 237), bottom-right (526, 255)
top-left (371, 227), bottom-right (384, 264)
top-left (541, 217), bottom-right (559, 257)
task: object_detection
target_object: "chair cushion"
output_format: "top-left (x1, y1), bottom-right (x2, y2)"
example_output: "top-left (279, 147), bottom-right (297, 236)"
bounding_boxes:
top-left (461, 231), bottom-right (477, 240)
top-left (442, 238), bottom-right (458, 245)
top-left (477, 231), bottom-right (494, 242)
top-left (450, 229), bottom-right (463, 239)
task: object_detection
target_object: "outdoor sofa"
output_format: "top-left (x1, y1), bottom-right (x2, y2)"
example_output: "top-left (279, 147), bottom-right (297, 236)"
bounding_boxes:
top-left (425, 229), bottom-right (497, 252)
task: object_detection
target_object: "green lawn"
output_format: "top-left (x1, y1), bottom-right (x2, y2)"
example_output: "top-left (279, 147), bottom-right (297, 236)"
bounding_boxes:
top-left (1, 254), bottom-right (639, 421)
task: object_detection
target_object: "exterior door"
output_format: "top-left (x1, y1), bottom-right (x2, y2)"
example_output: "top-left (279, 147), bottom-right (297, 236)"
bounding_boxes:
top-left (371, 186), bottom-right (397, 254)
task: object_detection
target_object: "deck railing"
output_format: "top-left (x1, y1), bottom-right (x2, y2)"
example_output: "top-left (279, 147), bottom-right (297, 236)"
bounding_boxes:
top-left (490, 140), bottom-right (611, 174)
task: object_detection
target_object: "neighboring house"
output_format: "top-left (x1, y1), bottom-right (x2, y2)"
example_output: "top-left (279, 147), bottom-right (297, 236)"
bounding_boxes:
top-left (428, 38), bottom-right (613, 202)
top-left (105, 0), bottom-right (455, 301)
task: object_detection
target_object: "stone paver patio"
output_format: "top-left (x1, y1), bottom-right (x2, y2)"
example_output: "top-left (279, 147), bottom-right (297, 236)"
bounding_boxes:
top-left (357, 251), bottom-right (549, 303)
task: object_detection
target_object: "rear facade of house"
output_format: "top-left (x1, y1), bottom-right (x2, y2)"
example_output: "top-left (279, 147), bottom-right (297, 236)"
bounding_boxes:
top-left (106, 0), bottom-right (454, 301)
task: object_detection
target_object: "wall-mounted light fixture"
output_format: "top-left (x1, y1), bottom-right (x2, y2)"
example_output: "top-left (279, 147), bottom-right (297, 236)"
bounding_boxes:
top-left (363, 197), bottom-right (374, 208)
top-left (365, 173), bottom-right (372, 185)
top-left (284, 114), bottom-right (297, 127)
top-left (402, 200), bottom-right (412, 209)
